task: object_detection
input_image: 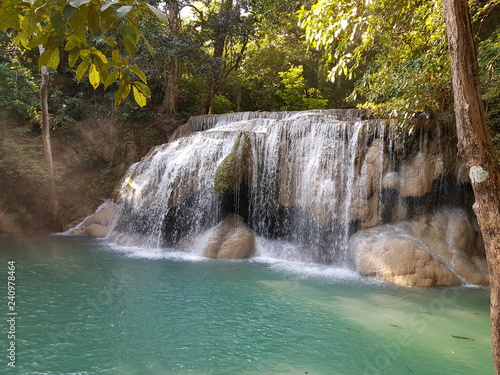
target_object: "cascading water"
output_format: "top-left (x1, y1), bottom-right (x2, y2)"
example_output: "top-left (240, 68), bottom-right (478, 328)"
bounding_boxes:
top-left (93, 109), bottom-right (487, 286)
top-left (110, 111), bottom-right (371, 263)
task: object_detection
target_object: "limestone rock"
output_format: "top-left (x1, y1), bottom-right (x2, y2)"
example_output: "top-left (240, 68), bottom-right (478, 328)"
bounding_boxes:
top-left (351, 232), bottom-right (461, 286)
top-left (398, 132), bottom-right (456, 197)
top-left (350, 138), bottom-right (387, 226)
top-left (72, 202), bottom-right (116, 238)
top-left (213, 132), bottom-right (253, 195)
top-left (350, 207), bottom-right (488, 286)
top-left (202, 214), bottom-right (256, 259)
top-left (80, 223), bottom-right (109, 238)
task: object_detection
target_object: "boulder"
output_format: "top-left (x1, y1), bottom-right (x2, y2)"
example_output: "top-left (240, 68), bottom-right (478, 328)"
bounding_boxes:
top-left (202, 214), bottom-right (256, 259)
top-left (351, 230), bottom-right (462, 286)
top-left (350, 207), bottom-right (488, 286)
top-left (71, 202), bottom-right (116, 238)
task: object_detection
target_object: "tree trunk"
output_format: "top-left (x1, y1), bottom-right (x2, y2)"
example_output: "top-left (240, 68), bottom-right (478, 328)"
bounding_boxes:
top-left (443, 1), bottom-right (500, 373)
top-left (39, 47), bottom-right (60, 225)
top-left (160, 1), bottom-right (181, 115)
top-left (203, 0), bottom-right (233, 114)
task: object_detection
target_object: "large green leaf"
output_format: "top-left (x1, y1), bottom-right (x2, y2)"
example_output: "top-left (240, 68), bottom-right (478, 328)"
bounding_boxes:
top-left (87, 4), bottom-right (101, 35)
top-left (115, 5), bottom-right (132, 19)
top-left (38, 48), bottom-right (60, 69)
top-left (145, 3), bottom-right (168, 24)
top-left (129, 65), bottom-right (147, 83)
top-left (63, 4), bottom-right (78, 21)
top-left (68, 5), bottom-right (88, 43)
top-left (19, 8), bottom-right (39, 48)
top-left (69, 0), bottom-right (91, 7)
top-left (88, 63), bottom-right (100, 88)
top-left (132, 81), bottom-right (151, 98)
top-left (50, 8), bottom-right (65, 35)
top-left (76, 60), bottom-right (90, 80)
top-left (64, 34), bottom-right (83, 51)
top-left (101, 0), bottom-right (120, 12)
top-left (114, 82), bottom-right (131, 108)
top-left (122, 37), bottom-right (136, 58)
top-left (0, 5), bottom-right (22, 29)
top-left (68, 47), bottom-right (80, 68)
top-left (132, 84), bottom-right (147, 107)
top-left (91, 48), bottom-right (108, 66)
top-left (104, 69), bottom-right (119, 89)
top-left (118, 24), bottom-right (139, 43)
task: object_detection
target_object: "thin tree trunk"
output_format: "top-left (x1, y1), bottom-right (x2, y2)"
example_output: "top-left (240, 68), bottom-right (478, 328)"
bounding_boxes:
top-left (162, 56), bottom-right (180, 115)
top-left (443, 1), bottom-right (500, 374)
top-left (160, 1), bottom-right (181, 115)
top-left (39, 46), bottom-right (60, 225)
top-left (204, 0), bottom-right (233, 114)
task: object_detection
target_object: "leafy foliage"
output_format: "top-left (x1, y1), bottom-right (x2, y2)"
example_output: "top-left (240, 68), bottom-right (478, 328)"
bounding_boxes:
top-left (298, 0), bottom-right (452, 116)
top-left (276, 65), bottom-right (327, 110)
top-left (0, 0), bottom-right (167, 108)
top-left (0, 63), bottom-right (38, 118)
top-left (479, 26), bottom-right (500, 158)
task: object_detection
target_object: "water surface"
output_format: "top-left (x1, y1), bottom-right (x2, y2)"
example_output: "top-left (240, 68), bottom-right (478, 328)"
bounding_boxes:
top-left (0, 235), bottom-right (493, 374)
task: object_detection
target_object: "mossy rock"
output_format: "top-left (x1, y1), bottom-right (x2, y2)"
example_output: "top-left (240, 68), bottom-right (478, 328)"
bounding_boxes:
top-left (213, 132), bottom-right (252, 194)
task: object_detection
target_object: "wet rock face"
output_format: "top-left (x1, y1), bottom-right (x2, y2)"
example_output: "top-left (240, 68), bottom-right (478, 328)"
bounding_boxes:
top-left (350, 207), bottom-right (488, 286)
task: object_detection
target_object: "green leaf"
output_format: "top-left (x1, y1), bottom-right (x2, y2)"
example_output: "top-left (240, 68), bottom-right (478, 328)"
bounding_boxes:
top-left (63, 4), bottom-right (78, 21)
top-left (79, 48), bottom-right (90, 61)
top-left (103, 37), bottom-right (116, 48)
top-left (19, 8), bottom-right (39, 48)
top-left (104, 69), bottom-right (119, 89)
top-left (101, 0), bottom-right (120, 12)
top-left (38, 48), bottom-right (60, 70)
top-left (132, 85), bottom-right (147, 107)
top-left (120, 66), bottom-right (130, 81)
top-left (0, 6), bottom-right (22, 30)
top-left (104, 61), bottom-right (121, 69)
top-left (143, 38), bottom-right (155, 58)
top-left (111, 49), bottom-right (121, 62)
top-left (68, 47), bottom-right (80, 68)
top-left (146, 3), bottom-right (168, 24)
top-left (132, 81), bottom-right (151, 98)
top-left (64, 34), bottom-right (83, 51)
top-left (69, 0), bottom-right (91, 7)
top-left (122, 37), bottom-right (136, 58)
top-left (115, 5), bottom-right (132, 19)
top-left (87, 4), bottom-right (101, 34)
top-left (88, 63), bottom-right (100, 89)
top-left (68, 6), bottom-right (88, 44)
top-left (129, 66), bottom-right (147, 83)
top-left (50, 9), bottom-right (65, 35)
top-left (114, 82), bottom-right (131, 109)
top-left (119, 24), bottom-right (139, 43)
top-left (76, 60), bottom-right (90, 80)
top-left (91, 48), bottom-right (108, 66)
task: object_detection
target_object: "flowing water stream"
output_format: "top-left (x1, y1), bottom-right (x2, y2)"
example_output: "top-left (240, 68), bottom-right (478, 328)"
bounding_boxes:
top-left (0, 235), bottom-right (493, 374)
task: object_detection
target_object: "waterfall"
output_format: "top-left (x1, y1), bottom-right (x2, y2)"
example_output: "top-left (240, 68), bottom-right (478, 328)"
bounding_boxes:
top-left (97, 110), bottom-right (488, 286)
top-left (109, 111), bottom-right (373, 262)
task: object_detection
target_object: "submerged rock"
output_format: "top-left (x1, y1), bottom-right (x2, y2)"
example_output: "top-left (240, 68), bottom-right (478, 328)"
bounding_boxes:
top-left (350, 207), bottom-right (488, 286)
top-left (202, 214), bottom-right (256, 259)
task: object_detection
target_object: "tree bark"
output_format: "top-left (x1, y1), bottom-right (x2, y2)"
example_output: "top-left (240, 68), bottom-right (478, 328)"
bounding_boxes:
top-left (160, 1), bottom-right (181, 115)
top-left (203, 0), bottom-right (233, 114)
top-left (443, 1), bottom-right (500, 373)
top-left (39, 46), bottom-right (60, 225)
